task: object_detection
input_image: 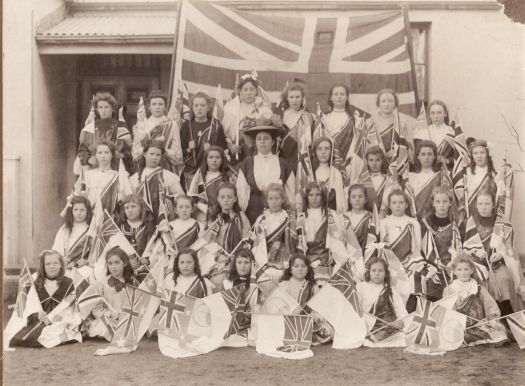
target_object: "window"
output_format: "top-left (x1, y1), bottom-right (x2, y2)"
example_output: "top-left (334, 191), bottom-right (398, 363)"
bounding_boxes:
top-left (410, 23), bottom-right (430, 104)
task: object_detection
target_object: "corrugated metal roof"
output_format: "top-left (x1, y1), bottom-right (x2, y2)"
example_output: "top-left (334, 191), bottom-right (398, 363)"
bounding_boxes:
top-left (37, 15), bottom-right (176, 37)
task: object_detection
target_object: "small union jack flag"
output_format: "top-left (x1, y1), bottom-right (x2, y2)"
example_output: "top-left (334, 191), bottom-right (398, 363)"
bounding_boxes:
top-left (112, 286), bottom-right (147, 347)
top-left (158, 290), bottom-right (196, 337)
top-left (328, 261), bottom-right (362, 316)
top-left (406, 297), bottom-right (446, 347)
top-left (14, 261), bottom-right (33, 318)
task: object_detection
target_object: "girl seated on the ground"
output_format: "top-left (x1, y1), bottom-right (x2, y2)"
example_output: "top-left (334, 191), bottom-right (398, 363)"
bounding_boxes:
top-left (279, 254), bottom-right (333, 345)
top-left (164, 249), bottom-right (213, 297)
top-left (443, 252), bottom-right (508, 346)
top-left (10, 250), bottom-right (81, 348)
top-left (53, 195), bottom-right (92, 270)
top-left (357, 256), bottom-right (408, 347)
top-left (88, 246), bottom-right (139, 341)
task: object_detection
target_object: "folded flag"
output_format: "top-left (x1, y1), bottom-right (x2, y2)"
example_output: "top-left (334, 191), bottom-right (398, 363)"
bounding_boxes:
top-left (256, 314), bottom-right (314, 360)
top-left (405, 297), bottom-right (466, 355)
top-left (307, 261), bottom-right (366, 349)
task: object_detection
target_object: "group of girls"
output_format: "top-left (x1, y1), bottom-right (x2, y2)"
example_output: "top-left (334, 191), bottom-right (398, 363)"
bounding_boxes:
top-left (9, 72), bottom-right (525, 350)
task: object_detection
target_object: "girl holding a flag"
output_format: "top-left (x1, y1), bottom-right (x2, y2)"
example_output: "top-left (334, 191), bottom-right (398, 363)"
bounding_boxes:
top-left (365, 89), bottom-right (415, 159)
top-left (180, 91), bottom-right (227, 186)
top-left (88, 246), bottom-right (139, 341)
top-left (363, 146), bottom-right (389, 218)
top-left (164, 249), bottom-right (213, 297)
top-left (222, 72), bottom-right (265, 166)
top-left (310, 137), bottom-right (347, 214)
top-left (77, 93), bottom-right (133, 174)
top-left (379, 189), bottom-right (425, 311)
top-left (408, 140), bottom-right (443, 224)
top-left (118, 193), bottom-right (155, 258)
top-left (52, 195), bottom-right (92, 270)
top-left (278, 82), bottom-right (314, 171)
top-left (188, 145), bottom-right (232, 223)
top-left (420, 186), bottom-right (462, 301)
top-left (413, 100), bottom-right (455, 170)
top-left (133, 90), bottom-right (184, 174)
top-left (343, 184), bottom-right (377, 256)
top-left (444, 252), bottom-right (508, 346)
top-left (10, 250), bottom-right (81, 348)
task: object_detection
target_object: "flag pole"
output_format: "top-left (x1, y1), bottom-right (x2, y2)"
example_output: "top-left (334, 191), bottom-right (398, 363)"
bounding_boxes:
top-left (401, 5), bottom-right (420, 110)
top-left (168, 0), bottom-right (185, 109)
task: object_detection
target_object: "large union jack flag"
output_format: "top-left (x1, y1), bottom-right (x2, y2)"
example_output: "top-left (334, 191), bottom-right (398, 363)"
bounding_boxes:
top-left (278, 315), bottom-right (314, 353)
top-left (158, 289), bottom-right (196, 337)
top-left (328, 261), bottom-right (362, 316)
top-left (170, 0), bottom-right (417, 116)
top-left (221, 284), bottom-right (250, 338)
top-left (406, 297), bottom-right (446, 347)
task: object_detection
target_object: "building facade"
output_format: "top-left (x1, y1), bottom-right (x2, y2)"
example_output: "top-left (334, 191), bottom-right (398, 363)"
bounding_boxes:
top-left (3, 0), bottom-right (525, 283)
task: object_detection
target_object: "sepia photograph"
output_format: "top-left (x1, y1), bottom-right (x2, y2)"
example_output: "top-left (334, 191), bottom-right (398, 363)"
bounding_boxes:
top-left (2, 0), bottom-right (525, 384)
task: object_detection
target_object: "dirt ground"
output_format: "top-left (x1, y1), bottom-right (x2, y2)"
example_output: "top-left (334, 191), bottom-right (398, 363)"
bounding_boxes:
top-left (3, 337), bottom-right (525, 386)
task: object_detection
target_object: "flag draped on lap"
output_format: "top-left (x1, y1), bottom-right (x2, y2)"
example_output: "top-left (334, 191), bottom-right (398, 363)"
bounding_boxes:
top-left (404, 296), bottom-right (465, 355)
top-left (37, 293), bottom-right (82, 348)
top-left (170, 0), bottom-right (417, 116)
top-left (307, 261), bottom-right (366, 349)
top-left (507, 311), bottom-right (525, 349)
top-left (95, 260), bottom-right (163, 355)
top-left (256, 314), bottom-right (314, 359)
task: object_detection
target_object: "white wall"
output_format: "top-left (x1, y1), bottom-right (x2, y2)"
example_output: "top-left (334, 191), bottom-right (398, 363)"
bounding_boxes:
top-left (3, 0), bottom-right (69, 268)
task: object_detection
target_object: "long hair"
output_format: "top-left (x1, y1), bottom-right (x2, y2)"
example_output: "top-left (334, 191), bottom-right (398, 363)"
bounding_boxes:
top-left (386, 188), bottom-right (411, 216)
top-left (64, 195), bottom-right (92, 233)
top-left (364, 256), bottom-right (392, 288)
top-left (226, 248), bottom-right (254, 282)
top-left (311, 136), bottom-right (333, 170)
top-left (137, 139), bottom-right (165, 182)
top-left (468, 139), bottom-right (496, 175)
top-left (282, 83), bottom-right (306, 111)
top-left (413, 140), bottom-right (440, 172)
top-left (280, 254), bottom-right (315, 284)
top-left (199, 145), bottom-right (229, 176)
top-left (94, 140), bottom-right (119, 170)
top-left (428, 99), bottom-right (449, 125)
top-left (304, 181), bottom-right (328, 217)
top-left (365, 146), bottom-right (388, 174)
top-left (347, 183), bottom-right (371, 212)
top-left (105, 246), bottom-right (136, 285)
top-left (189, 91), bottom-right (213, 121)
top-left (327, 83), bottom-right (353, 116)
top-left (209, 182), bottom-right (242, 221)
top-left (172, 248), bottom-right (202, 285)
top-left (34, 250), bottom-right (66, 289)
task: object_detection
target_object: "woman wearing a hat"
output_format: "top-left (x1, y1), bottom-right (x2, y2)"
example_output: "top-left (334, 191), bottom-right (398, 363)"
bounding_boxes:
top-left (236, 119), bottom-right (295, 224)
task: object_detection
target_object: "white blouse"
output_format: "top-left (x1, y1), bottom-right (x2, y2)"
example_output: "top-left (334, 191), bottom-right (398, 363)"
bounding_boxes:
top-left (379, 215), bottom-right (421, 251)
top-left (356, 281), bottom-right (408, 323)
top-left (52, 222), bottom-right (89, 258)
top-left (408, 170), bottom-right (437, 195)
top-left (164, 274), bottom-right (214, 295)
top-left (323, 109), bottom-right (350, 137)
top-left (253, 153), bottom-right (282, 191)
top-left (84, 168), bottom-right (118, 206)
top-left (305, 208), bottom-right (324, 243)
top-left (466, 165), bottom-right (489, 194)
top-left (283, 108), bottom-right (302, 130)
top-left (169, 218), bottom-right (200, 239)
top-left (256, 209), bottom-right (288, 236)
top-left (370, 173), bottom-right (386, 192)
top-left (144, 116), bottom-right (168, 136)
top-left (414, 123), bottom-right (454, 148)
top-left (315, 164), bottom-right (331, 185)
